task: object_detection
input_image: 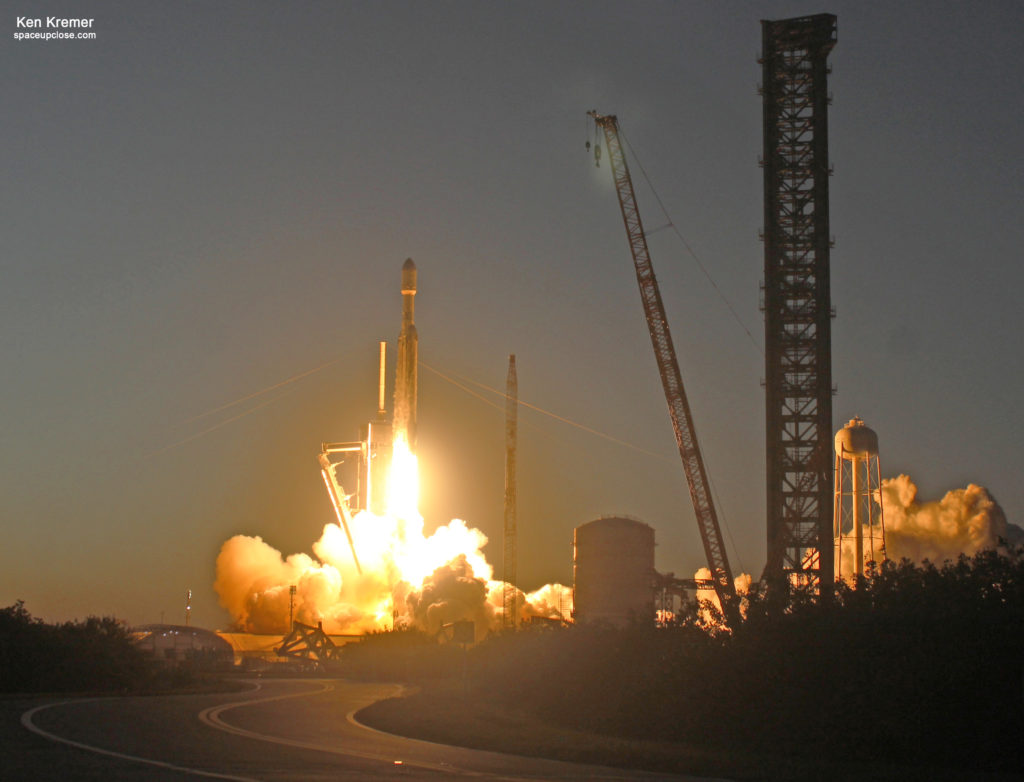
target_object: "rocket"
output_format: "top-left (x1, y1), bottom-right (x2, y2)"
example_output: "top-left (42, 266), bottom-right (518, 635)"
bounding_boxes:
top-left (393, 258), bottom-right (418, 450)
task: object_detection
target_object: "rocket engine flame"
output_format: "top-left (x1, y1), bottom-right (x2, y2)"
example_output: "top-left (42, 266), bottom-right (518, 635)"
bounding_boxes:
top-left (387, 433), bottom-right (419, 522)
top-left (215, 431), bottom-right (570, 636)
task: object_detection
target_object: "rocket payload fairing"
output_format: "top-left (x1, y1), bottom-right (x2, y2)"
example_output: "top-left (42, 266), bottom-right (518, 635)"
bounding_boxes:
top-left (393, 258), bottom-right (418, 450)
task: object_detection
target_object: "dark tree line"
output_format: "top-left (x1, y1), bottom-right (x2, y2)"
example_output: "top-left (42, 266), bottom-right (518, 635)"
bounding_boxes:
top-left (467, 549), bottom-right (1024, 773)
top-left (340, 627), bottom-right (468, 681)
top-left (0, 601), bottom-right (149, 693)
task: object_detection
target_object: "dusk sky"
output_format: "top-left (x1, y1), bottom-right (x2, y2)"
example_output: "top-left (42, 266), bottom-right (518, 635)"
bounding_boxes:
top-left (3, 1), bottom-right (1022, 628)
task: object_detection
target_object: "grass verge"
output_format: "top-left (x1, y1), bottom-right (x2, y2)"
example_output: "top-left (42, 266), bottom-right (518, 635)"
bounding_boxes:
top-left (355, 682), bottom-right (1023, 782)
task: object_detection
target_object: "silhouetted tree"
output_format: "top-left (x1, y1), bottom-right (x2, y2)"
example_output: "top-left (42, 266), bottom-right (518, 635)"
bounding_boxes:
top-left (463, 548), bottom-right (1024, 772)
top-left (0, 601), bottom-right (149, 693)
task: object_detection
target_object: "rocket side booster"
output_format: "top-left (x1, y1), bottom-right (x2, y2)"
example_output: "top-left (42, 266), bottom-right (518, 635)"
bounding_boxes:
top-left (393, 258), bottom-right (418, 450)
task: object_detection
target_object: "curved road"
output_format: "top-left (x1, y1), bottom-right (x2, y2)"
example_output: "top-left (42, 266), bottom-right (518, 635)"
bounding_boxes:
top-left (6, 679), bottom-right (717, 781)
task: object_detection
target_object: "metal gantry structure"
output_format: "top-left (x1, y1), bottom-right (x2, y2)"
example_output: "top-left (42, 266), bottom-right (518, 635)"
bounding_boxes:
top-left (759, 15), bottom-right (837, 598)
top-left (276, 621), bottom-right (342, 668)
top-left (588, 111), bottom-right (737, 622)
top-left (502, 354), bottom-right (519, 628)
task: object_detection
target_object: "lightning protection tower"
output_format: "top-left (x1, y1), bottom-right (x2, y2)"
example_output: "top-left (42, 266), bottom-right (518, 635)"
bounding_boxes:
top-left (760, 14), bottom-right (837, 600)
top-left (502, 355), bottom-right (519, 629)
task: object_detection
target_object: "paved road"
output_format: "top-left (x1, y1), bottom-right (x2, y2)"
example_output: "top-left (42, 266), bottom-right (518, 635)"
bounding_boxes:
top-left (5, 679), bottom-right (719, 781)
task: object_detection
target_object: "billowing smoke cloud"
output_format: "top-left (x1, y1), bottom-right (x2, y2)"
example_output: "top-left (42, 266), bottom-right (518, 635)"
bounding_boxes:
top-left (520, 582), bottom-right (574, 620)
top-left (406, 555), bottom-right (494, 640)
top-left (215, 510), bottom-right (571, 636)
top-left (880, 474), bottom-right (1009, 563)
top-left (215, 533), bottom-right (360, 634)
top-left (482, 581), bottom-right (574, 626)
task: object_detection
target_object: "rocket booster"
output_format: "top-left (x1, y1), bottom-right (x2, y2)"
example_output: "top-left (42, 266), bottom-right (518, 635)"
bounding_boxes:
top-left (393, 258), bottom-right (418, 449)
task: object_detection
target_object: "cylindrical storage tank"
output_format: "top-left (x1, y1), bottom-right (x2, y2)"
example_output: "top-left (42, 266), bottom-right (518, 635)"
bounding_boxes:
top-left (573, 516), bottom-right (655, 627)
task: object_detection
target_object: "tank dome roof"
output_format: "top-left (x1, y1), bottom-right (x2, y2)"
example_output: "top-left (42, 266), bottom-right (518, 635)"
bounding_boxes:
top-left (835, 417), bottom-right (879, 458)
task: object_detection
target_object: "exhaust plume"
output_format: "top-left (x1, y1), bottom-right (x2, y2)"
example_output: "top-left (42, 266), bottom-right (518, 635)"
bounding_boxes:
top-left (880, 474), bottom-right (1009, 563)
top-left (694, 568), bottom-right (753, 625)
top-left (214, 444), bottom-right (571, 636)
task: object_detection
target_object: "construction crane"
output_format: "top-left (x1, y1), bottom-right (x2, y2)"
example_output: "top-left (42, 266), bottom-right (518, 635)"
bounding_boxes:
top-left (588, 111), bottom-right (738, 623)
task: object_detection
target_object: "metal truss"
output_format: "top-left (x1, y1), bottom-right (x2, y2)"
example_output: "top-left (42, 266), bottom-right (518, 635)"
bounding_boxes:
top-left (589, 112), bottom-right (737, 621)
top-left (760, 15), bottom-right (837, 599)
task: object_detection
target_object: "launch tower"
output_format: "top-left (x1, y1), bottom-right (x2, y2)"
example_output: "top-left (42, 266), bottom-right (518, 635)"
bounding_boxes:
top-left (760, 15), bottom-right (837, 598)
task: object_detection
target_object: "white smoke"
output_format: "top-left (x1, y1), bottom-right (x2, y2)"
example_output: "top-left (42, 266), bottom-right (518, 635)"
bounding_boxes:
top-left (214, 511), bottom-right (571, 636)
top-left (880, 474), bottom-right (1009, 563)
top-left (694, 568), bottom-right (753, 625)
top-left (484, 581), bottom-right (573, 624)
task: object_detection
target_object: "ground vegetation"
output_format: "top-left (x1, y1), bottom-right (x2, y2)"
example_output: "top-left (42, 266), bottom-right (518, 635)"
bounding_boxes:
top-left (357, 548), bottom-right (1024, 779)
top-left (0, 601), bottom-right (212, 693)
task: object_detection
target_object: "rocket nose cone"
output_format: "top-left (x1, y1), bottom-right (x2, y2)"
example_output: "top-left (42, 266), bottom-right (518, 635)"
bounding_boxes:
top-left (401, 258), bottom-right (417, 292)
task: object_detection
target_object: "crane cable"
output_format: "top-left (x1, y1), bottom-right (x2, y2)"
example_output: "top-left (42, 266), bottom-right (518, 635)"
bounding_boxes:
top-left (618, 127), bottom-right (764, 358)
top-left (596, 122), bottom-right (750, 577)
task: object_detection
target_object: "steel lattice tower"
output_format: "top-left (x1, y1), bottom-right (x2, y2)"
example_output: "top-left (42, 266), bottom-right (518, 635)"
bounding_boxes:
top-left (760, 14), bottom-right (837, 598)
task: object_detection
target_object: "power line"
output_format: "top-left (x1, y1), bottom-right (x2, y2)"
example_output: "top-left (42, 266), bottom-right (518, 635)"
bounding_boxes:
top-left (420, 361), bottom-right (671, 462)
top-left (183, 356), bottom-right (343, 424)
top-left (146, 388), bottom-right (297, 459)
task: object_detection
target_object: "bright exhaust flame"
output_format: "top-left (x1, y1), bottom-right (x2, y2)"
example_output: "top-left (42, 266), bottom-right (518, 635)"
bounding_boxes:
top-left (215, 432), bottom-right (570, 639)
top-left (387, 433), bottom-right (419, 521)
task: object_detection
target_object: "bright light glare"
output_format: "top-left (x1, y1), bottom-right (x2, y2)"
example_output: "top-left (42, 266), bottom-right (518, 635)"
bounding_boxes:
top-left (387, 433), bottom-right (420, 521)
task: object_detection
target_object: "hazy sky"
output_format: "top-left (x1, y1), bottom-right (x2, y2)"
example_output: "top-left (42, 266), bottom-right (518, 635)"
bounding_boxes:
top-left (3, 1), bottom-right (1022, 627)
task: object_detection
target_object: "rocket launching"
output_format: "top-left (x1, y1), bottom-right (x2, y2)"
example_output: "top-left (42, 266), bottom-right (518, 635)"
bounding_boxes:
top-left (393, 258), bottom-right (418, 450)
top-left (215, 256), bottom-right (574, 637)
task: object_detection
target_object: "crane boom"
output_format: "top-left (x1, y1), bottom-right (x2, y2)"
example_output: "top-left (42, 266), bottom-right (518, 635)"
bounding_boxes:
top-left (588, 111), bottom-right (737, 620)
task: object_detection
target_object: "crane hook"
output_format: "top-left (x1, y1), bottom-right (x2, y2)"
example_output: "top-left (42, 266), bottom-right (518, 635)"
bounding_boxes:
top-left (594, 142), bottom-right (601, 168)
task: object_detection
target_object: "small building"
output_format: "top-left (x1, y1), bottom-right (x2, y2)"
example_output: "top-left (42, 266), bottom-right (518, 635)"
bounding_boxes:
top-left (131, 624), bottom-right (233, 668)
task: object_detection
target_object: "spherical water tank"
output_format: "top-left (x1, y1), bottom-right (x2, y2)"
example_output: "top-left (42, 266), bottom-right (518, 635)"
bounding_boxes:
top-left (834, 416), bottom-right (879, 460)
top-left (573, 516), bottom-right (655, 626)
